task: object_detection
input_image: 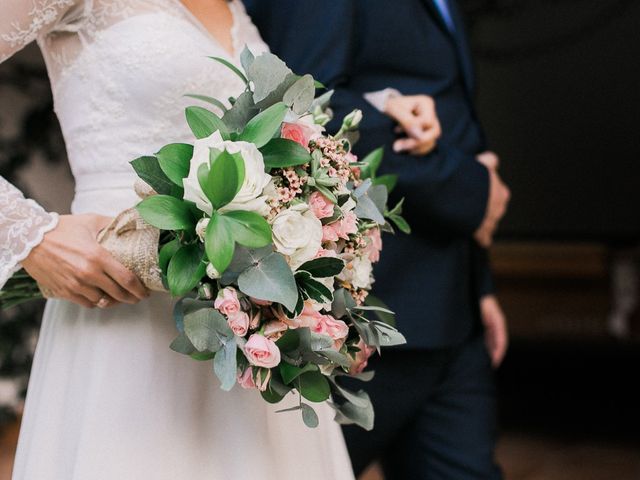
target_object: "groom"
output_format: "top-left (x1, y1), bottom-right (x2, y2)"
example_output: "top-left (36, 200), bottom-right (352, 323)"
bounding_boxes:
top-left (245, 0), bottom-right (510, 478)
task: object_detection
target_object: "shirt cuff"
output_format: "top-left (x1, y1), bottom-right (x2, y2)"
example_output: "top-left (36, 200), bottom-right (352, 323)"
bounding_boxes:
top-left (363, 88), bottom-right (402, 113)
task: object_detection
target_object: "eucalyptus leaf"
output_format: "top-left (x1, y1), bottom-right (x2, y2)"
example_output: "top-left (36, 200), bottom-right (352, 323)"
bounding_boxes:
top-left (222, 91), bottom-right (258, 132)
top-left (136, 195), bottom-right (194, 230)
top-left (283, 74), bottom-right (315, 115)
top-left (247, 52), bottom-right (293, 103)
top-left (220, 245), bottom-right (273, 285)
top-left (183, 308), bottom-right (232, 352)
top-left (214, 337), bottom-right (238, 391)
top-left (301, 403), bottom-right (319, 428)
top-left (240, 46), bottom-right (255, 73)
top-left (330, 381), bottom-right (372, 409)
top-left (238, 252), bottom-right (298, 310)
top-left (296, 371), bottom-right (331, 403)
top-left (169, 332), bottom-right (196, 355)
top-left (355, 194), bottom-right (386, 225)
top-left (333, 397), bottom-right (375, 431)
top-left (130, 156), bottom-right (174, 195)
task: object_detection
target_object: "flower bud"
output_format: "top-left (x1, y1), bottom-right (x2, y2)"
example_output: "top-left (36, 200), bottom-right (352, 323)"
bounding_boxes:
top-left (206, 263), bottom-right (220, 280)
top-left (342, 109), bottom-right (363, 130)
top-left (195, 218), bottom-right (210, 242)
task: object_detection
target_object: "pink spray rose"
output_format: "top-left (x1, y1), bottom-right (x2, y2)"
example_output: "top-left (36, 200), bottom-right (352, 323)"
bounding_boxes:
top-left (309, 191), bottom-right (335, 219)
top-left (338, 211), bottom-right (359, 238)
top-left (283, 301), bottom-right (323, 330)
top-left (227, 311), bottom-right (250, 337)
top-left (214, 287), bottom-right (241, 316)
top-left (281, 122), bottom-right (311, 149)
top-left (364, 227), bottom-right (383, 263)
top-left (313, 314), bottom-right (349, 349)
top-left (238, 367), bottom-right (256, 389)
top-left (244, 334), bottom-right (281, 368)
top-left (263, 320), bottom-right (289, 340)
top-left (322, 223), bottom-right (340, 242)
top-left (349, 339), bottom-right (376, 375)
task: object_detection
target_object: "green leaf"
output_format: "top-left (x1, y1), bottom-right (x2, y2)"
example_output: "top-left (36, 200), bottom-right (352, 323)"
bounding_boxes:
top-left (315, 184), bottom-right (338, 204)
top-left (283, 74), bottom-right (315, 115)
top-left (260, 138), bottom-right (313, 169)
top-left (167, 243), bottom-right (206, 296)
top-left (389, 214), bottom-right (411, 234)
top-left (280, 362), bottom-right (317, 385)
top-left (301, 403), bottom-right (319, 428)
top-left (208, 56), bottom-right (248, 85)
top-left (199, 149), bottom-right (245, 209)
top-left (158, 238), bottom-right (181, 276)
top-left (275, 329), bottom-right (300, 352)
top-left (185, 106), bottom-right (229, 139)
top-left (373, 174), bottom-right (398, 193)
top-left (130, 156), bottom-right (174, 195)
top-left (297, 371), bottom-right (331, 403)
top-left (238, 252), bottom-right (298, 311)
top-left (238, 102), bottom-right (289, 148)
top-left (156, 143), bottom-right (193, 186)
top-left (220, 245), bottom-right (272, 286)
top-left (222, 210), bottom-right (272, 248)
top-left (298, 257), bottom-right (345, 278)
top-left (332, 396), bottom-right (375, 431)
top-left (302, 278), bottom-right (333, 304)
top-left (183, 308), bottom-right (232, 352)
top-left (184, 94), bottom-right (227, 112)
top-left (205, 213), bottom-right (235, 274)
top-left (214, 337), bottom-right (238, 391)
top-left (136, 195), bottom-right (194, 230)
top-left (360, 147), bottom-right (384, 179)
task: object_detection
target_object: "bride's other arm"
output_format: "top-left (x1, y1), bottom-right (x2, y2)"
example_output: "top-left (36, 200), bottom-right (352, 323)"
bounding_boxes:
top-left (1, 1), bottom-right (149, 308)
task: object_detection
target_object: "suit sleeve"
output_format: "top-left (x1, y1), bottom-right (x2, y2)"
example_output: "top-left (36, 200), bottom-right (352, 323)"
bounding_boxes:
top-left (330, 88), bottom-right (490, 238)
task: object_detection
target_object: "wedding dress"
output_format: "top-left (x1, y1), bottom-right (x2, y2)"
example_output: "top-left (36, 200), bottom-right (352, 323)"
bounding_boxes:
top-left (0, 1), bottom-right (354, 478)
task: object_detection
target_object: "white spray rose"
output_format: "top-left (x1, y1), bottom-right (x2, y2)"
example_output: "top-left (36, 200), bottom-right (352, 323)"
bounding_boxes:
top-left (183, 131), bottom-right (272, 216)
top-left (195, 218), bottom-right (209, 242)
top-left (338, 254), bottom-right (373, 290)
top-left (271, 203), bottom-right (322, 269)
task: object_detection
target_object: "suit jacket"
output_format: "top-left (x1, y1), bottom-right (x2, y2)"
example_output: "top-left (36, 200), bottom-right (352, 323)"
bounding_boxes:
top-left (245, 0), bottom-right (494, 349)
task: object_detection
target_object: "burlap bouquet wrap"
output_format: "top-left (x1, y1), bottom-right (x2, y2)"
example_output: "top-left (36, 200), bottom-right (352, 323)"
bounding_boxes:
top-left (39, 207), bottom-right (166, 299)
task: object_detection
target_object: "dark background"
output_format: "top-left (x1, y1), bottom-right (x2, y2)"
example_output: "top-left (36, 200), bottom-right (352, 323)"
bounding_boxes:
top-left (462, 0), bottom-right (640, 241)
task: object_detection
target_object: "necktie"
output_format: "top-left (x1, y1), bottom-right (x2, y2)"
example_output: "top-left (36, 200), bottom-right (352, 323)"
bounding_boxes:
top-left (433, 0), bottom-right (455, 32)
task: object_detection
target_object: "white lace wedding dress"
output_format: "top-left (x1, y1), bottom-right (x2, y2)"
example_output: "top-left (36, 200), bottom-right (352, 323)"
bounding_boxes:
top-left (0, 1), bottom-right (354, 478)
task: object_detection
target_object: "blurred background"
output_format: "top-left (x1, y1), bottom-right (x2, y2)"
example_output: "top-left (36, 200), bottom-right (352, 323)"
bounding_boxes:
top-left (1, 0), bottom-right (639, 478)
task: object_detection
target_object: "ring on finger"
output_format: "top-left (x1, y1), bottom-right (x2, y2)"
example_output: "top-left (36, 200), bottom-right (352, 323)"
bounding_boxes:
top-left (96, 295), bottom-right (110, 309)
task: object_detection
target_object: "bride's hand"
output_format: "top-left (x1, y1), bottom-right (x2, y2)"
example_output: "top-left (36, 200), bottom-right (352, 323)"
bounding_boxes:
top-left (22, 214), bottom-right (150, 308)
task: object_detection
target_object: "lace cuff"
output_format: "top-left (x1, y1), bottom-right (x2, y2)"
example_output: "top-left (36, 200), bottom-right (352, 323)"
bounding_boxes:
top-left (1, 177), bottom-right (59, 289)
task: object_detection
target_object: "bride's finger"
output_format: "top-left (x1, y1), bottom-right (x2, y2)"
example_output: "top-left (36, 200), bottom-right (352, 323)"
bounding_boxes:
top-left (100, 252), bottom-right (149, 301)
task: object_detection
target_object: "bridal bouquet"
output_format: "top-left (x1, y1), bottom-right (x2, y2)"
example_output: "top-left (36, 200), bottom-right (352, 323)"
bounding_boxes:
top-left (0, 50), bottom-right (409, 429)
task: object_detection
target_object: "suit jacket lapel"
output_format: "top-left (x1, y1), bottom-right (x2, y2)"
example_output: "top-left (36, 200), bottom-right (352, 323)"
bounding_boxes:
top-left (419, 0), bottom-right (474, 95)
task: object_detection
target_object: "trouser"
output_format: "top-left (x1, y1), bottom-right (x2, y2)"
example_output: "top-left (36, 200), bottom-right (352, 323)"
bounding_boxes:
top-left (342, 333), bottom-right (503, 480)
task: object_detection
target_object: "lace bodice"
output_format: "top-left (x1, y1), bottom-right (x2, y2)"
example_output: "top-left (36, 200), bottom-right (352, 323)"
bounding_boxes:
top-left (0, 0), bottom-right (268, 288)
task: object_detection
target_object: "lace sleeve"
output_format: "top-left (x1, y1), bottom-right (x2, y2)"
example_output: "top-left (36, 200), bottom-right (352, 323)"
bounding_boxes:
top-left (0, 0), bottom-right (82, 63)
top-left (0, 178), bottom-right (59, 288)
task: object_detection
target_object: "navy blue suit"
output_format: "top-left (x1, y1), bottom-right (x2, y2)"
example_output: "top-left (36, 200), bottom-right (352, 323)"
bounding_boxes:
top-left (245, 1), bottom-right (502, 478)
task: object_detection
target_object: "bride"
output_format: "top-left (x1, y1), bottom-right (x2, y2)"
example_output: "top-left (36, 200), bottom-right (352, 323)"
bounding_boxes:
top-left (0, 0), bottom-right (355, 478)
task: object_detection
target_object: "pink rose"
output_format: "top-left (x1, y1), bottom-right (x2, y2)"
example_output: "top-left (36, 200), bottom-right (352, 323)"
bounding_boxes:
top-left (263, 320), bottom-right (288, 340)
top-left (364, 227), bottom-right (383, 263)
top-left (281, 122), bottom-right (311, 149)
top-left (227, 311), bottom-right (250, 337)
top-left (214, 287), bottom-right (241, 316)
top-left (338, 211), bottom-right (359, 239)
top-left (313, 314), bottom-right (349, 350)
top-left (244, 334), bottom-right (281, 368)
top-left (238, 367), bottom-right (256, 389)
top-left (322, 223), bottom-right (340, 242)
top-left (349, 339), bottom-right (376, 375)
top-left (309, 191), bottom-right (335, 219)
top-left (282, 301), bottom-right (323, 330)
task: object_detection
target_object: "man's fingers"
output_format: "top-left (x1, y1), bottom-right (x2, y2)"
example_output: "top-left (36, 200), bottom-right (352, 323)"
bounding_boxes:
top-left (393, 137), bottom-right (419, 152)
top-left (100, 252), bottom-right (149, 301)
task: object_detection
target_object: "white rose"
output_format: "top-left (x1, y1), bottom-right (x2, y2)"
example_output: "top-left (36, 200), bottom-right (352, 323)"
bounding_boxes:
top-left (271, 203), bottom-right (322, 269)
top-left (338, 254), bottom-right (373, 290)
top-left (183, 131), bottom-right (272, 216)
top-left (206, 263), bottom-right (220, 280)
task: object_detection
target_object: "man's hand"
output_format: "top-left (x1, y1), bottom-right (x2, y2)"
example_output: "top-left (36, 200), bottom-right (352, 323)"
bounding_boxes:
top-left (480, 295), bottom-right (508, 368)
top-left (384, 95), bottom-right (441, 155)
top-left (474, 151), bottom-right (510, 248)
